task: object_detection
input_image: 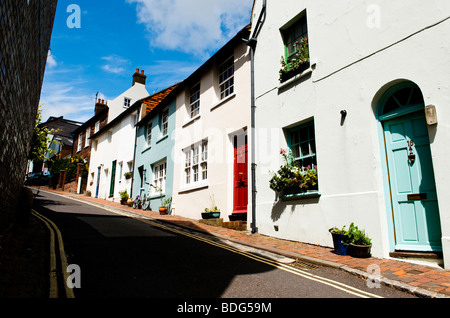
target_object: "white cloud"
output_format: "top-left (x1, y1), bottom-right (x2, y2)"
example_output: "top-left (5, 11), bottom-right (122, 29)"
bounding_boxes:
top-left (39, 80), bottom-right (99, 123)
top-left (101, 55), bottom-right (130, 74)
top-left (126, 0), bottom-right (252, 56)
top-left (46, 51), bottom-right (58, 68)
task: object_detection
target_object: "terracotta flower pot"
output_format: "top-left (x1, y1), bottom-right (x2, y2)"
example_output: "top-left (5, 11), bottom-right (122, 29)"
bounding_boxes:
top-left (159, 207), bottom-right (168, 215)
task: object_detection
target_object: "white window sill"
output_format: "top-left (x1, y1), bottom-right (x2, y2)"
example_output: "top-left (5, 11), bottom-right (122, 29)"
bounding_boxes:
top-left (210, 92), bottom-right (236, 111)
top-left (182, 114), bottom-right (201, 128)
top-left (179, 182), bottom-right (209, 194)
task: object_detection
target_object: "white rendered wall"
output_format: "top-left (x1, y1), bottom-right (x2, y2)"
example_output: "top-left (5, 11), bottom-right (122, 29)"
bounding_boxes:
top-left (171, 42), bottom-right (251, 222)
top-left (251, 0), bottom-right (450, 267)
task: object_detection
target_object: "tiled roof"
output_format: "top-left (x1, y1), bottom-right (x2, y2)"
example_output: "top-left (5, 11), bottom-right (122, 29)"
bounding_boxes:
top-left (142, 83), bottom-right (180, 114)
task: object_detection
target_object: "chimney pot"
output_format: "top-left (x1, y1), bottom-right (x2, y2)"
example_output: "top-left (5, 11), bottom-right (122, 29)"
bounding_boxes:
top-left (132, 68), bottom-right (147, 86)
top-left (95, 98), bottom-right (108, 115)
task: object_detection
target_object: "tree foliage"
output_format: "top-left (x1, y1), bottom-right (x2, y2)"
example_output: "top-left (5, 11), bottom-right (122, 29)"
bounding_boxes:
top-left (28, 105), bottom-right (59, 162)
top-left (50, 156), bottom-right (88, 181)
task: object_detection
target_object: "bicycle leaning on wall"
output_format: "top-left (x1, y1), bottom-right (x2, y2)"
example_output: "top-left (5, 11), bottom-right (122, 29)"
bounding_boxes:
top-left (132, 182), bottom-right (152, 210)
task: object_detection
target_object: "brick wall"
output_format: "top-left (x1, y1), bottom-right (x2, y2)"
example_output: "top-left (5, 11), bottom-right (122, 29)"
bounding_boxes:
top-left (0, 0), bottom-right (57, 231)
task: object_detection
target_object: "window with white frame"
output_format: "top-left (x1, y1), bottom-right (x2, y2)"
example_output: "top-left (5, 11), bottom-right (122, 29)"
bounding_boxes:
top-left (124, 97), bottom-right (131, 108)
top-left (94, 121), bottom-right (100, 133)
top-left (161, 107), bottom-right (169, 136)
top-left (201, 141), bottom-right (208, 180)
top-left (118, 161), bottom-right (123, 181)
top-left (189, 83), bottom-right (200, 118)
top-left (85, 128), bottom-right (90, 148)
top-left (218, 56), bottom-right (234, 100)
top-left (77, 134), bottom-right (82, 152)
top-left (184, 140), bottom-right (208, 187)
top-left (146, 121), bottom-right (152, 146)
top-left (152, 161), bottom-right (167, 194)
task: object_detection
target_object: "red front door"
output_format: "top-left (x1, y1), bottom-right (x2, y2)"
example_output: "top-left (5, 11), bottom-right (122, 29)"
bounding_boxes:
top-left (233, 134), bottom-right (248, 214)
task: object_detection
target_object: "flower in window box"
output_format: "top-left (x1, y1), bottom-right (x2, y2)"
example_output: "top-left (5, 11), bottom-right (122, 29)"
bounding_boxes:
top-left (279, 37), bottom-right (310, 82)
top-left (269, 149), bottom-right (317, 195)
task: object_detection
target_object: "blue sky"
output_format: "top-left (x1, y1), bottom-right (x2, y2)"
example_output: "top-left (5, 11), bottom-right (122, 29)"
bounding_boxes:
top-left (39, 0), bottom-right (253, 123)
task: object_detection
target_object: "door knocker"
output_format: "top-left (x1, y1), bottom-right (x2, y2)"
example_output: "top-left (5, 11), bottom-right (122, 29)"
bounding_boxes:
top-left (407, 140), bottom-right (415, 164)
top-left (236, 172), bottom-right (246, 188)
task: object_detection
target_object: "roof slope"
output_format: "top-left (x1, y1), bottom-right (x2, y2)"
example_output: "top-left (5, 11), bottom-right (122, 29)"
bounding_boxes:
top-left (90, 83), bottom-right (181, 139)
top-left (142, 83), bottom-right (180, 114)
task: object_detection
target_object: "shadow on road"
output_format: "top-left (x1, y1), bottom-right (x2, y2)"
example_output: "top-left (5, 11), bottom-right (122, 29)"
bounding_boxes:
top-left (33, 192), bottom-right (275, 298)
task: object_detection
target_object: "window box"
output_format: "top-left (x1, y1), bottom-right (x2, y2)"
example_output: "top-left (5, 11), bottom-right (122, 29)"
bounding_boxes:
top-left (280, 190), bottom-right (320, 201)
top-left (279, 61), bottom-right (310, 83)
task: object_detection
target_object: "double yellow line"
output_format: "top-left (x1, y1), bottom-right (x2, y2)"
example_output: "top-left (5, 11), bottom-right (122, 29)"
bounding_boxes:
top-left (120, 214), bottom-right (384, 298)
top-left (35, 189), bottom-right (382, 298)
top-left (31, 209), bottom-right (75, 299)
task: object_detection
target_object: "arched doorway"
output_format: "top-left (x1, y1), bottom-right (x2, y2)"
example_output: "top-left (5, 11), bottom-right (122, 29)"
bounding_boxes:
top-left (377, 82), bottom-right (442, 252)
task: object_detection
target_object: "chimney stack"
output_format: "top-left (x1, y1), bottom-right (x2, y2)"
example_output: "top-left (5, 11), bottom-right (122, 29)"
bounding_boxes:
top-left (95, 98), bottom-right (108, 115)
top-left (132, 68), bottom-right (147, 86)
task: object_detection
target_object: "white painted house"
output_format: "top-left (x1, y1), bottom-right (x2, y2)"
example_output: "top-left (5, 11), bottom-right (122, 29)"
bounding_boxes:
top-left (87, 69), bottom-right (149, 201)
top-left (171, 26), bottom-right (252, 222)
top-left (250, 0), bottom-right (450, 268)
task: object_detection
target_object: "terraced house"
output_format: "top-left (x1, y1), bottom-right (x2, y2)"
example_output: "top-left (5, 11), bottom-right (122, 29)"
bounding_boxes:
top-left (171, 25), bottom-right (252, 222)
top-left (87, 69), bottom-right (149, 200)
top-left (132, 83), bottom-right (180, 211)
top-left (250, 0), bottom-right (450, 269)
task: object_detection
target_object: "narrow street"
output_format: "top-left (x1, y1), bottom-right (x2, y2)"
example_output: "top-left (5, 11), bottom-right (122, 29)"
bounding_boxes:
top-left (31, 189), bottom-right (417, 301)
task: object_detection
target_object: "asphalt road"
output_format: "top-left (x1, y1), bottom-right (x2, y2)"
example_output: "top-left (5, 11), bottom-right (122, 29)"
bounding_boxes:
top-left (32, 189), bottom-right (417, 303)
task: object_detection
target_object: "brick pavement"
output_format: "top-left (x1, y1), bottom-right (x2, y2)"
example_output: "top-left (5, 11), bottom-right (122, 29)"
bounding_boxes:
top-left (32, 187), bottom-right (450, 298)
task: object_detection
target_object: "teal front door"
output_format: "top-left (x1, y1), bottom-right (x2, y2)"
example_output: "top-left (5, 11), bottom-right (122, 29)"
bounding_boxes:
top-left (383, 112), bottom-right (442, 252)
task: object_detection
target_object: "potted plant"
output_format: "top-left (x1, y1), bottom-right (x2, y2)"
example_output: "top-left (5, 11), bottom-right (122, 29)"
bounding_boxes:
top-left (201, 207), bottom-right (221, 219)
top-left (346, 222), bottom-right (372, 258)
top-left (155, 184), bottom-right (171, 214)
top-left (124, 172), bottom-right (132, 180)
top-left (159, 196), bottom-right (171, 215)
top-left (329, 225), bottom-right (350, 256)
top-left (201, 195), bottom-right (220, 219)
top-left (118, 190), bottom-right (129, 205)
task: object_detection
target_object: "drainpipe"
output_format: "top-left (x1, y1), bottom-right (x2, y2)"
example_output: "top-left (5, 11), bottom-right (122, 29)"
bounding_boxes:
top-left (130, 109), bottom-right (139, 198)
top-left (245, 0), bottom-right (266, 234)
